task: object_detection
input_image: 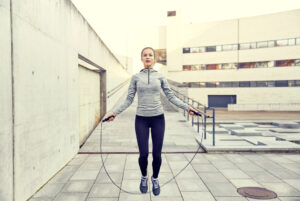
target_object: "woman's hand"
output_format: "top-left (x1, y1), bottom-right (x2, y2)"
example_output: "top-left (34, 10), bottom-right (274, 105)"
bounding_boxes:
top-left (104, 112), bottom-right (116, 122)
top-left (188, 107), bottom-right (199, 116)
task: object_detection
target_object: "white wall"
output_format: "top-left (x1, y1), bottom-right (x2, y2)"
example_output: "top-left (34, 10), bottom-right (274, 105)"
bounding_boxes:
top-left (186, 87), bottom-right (300, 106)
top-left (239, 9), bottom-right (300, 42)
top-left (0, 1), bottom-right (13, 201)
top-left (168, 67), bottom-right (300, 82)
top-left (167, 10), bottom-right (183, 71)
top-left (1, 0), bottom-right (131, 200)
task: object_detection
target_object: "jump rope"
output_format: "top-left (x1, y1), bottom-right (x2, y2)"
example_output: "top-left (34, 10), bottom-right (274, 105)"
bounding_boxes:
top-left (100, 110), bottom-right (204, 195)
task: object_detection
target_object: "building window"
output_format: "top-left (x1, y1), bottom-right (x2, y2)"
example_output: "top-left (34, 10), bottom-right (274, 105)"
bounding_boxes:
top-left (276, 39), bottom-right (288, 46)
top-left (219, 82), bottom-right (232, 87)
top-left (296, 38), bottom-right (300, 45)
top-left (167, 11), bottom-right (176, 17)
top-left (257, 41), bottom-right (268, 48)
top-left (191, 65), bottom-right (198, 71)
top-left (294, 80), bottom-right (300, 86)
top-left (239, 81), bottom-right (250, 87)
top-left (240, 43), bottom-right (250, 50)
top-left (199, 82), bottom-right (206, 87)
top-left (268, 41), bottom-right (275, 47)
top-left (267, 81), bottom-right (275, 87)
top-left (256, 81), bottom-right (268, 87)
top-left (268, 61), bottom-right (274, 67)
top-left (275, 60), bottom-right (295, 67)
top-left (222, 63), bottom-right (237, 69)
top-left (295, 59), bottom-right (300, 66)
top-left (223, 44), bottom-right (233, 51)
top-left (183, 48), bottom-right (190, 53)
top-left (232, 44), bottom-right (238, 50)
top-left (275, 80), bottom-right (289, 87)
top-left (216, 46), bottom-right (222, 51)
top-left (288, 38), bottom-right (295, 46)
top-left (183, 65), bottom-right (191, 71)
top-left (206, 64), bottom-right (221, 70)
top-left (239, 62), bottom-right (255, 68)
top-left (199, 64), bottom-right (206, 70)
top-left (255, 61), bottom-right (269, 68)
top-left (190, 47), bottom-right (200, 53)
top-left (250, 42), bottom-right (256, 49)
top-left (155, 49), bottom-right (166, 65)
top-left (206, 82), bottom-right (216, 87)
top-left (206, 46), bottom-right (216, 52)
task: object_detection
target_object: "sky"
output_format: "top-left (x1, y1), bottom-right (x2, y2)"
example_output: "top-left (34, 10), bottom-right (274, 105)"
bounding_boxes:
top-left (71, 0), bottom-right (300, 72)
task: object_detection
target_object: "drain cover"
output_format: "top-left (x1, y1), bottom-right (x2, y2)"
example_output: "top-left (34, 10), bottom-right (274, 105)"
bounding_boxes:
top-left (237, 187), bottom-right (277, 199)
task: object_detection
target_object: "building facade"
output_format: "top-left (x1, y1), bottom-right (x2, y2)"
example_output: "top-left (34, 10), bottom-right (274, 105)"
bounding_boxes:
top-left (162, 9), bottom-right (300, 110)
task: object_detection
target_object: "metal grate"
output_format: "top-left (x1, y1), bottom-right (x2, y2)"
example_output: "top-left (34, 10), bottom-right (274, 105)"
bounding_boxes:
top-left (237, 187), bottom-right (277, 199)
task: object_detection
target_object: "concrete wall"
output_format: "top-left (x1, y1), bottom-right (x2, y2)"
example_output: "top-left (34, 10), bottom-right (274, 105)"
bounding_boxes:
top-left (1, 0), bottom-right (131, 200)
top-left (0, 0), bottom-right (13, 201)
top-left (78, 66), bottom-right (100, 145)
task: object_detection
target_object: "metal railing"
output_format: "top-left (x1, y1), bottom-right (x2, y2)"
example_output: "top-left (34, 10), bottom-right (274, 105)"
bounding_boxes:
top-left (172, 88), bottom-right (216, 146)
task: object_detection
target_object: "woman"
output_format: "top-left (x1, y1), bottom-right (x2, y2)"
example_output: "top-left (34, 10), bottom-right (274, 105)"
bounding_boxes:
top-left (105, 47), bottom-right (198, 196)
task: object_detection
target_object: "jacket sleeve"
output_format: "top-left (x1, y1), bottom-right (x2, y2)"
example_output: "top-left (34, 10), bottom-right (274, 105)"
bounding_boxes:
top-left (113, 75), bottom-right (137, 115)
top-left (161, 76), bottom-right (189, 111)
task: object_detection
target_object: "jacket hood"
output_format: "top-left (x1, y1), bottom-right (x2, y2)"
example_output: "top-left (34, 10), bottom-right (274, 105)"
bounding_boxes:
top-left (140, 68), bottom-right (157, 73)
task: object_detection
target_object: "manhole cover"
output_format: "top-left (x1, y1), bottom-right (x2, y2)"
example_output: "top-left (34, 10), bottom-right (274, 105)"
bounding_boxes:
top-left (237, 187), bottom-right (277, 199)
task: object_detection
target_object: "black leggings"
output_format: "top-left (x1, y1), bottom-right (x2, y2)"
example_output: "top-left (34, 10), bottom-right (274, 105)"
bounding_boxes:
top-left (135, 114), bottom-right (165, 178)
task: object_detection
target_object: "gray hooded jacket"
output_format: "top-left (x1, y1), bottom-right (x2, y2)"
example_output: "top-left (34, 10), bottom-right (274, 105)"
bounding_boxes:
top-left (113, 68), bottom-right (189, 117)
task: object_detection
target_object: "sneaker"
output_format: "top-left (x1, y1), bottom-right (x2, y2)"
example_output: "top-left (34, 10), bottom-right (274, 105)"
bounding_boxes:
top-left (140, 176), bottom-right (148, 193)
top-left (151, 176), bottom-right (160, 196)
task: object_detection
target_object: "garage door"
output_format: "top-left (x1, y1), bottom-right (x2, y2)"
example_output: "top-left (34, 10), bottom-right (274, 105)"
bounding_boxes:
top-left (208, 95), bottom-right (236, 108)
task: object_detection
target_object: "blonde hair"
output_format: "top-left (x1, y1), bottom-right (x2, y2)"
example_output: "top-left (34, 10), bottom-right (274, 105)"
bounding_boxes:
top-left (141, 47), bottom-right (156, 59)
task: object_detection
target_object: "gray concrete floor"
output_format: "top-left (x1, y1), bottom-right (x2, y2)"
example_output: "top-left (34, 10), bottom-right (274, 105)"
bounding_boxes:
top-left (28, 96), bottom-right (300, 201)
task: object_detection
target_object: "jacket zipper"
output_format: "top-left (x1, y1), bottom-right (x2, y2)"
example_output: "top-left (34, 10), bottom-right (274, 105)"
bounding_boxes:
top-left (148, 68), bottom-right (149, 84)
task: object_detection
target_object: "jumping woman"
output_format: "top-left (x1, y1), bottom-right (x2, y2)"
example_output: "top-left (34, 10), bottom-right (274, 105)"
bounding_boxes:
top-left (104, 47), bottom-right (198, 196)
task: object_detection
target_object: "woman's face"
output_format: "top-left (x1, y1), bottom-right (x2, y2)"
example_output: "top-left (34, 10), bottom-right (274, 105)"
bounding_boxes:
top-left (141, 48), bottom-right (155, 68)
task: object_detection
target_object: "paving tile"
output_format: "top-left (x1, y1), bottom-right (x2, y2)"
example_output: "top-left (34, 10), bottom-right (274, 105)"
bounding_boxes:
top-left (119, 193), bottom-right (150, 201)
top-left (33, 183), bottom-right (65, 198)
top-left (151, 196), bottom-right (183, 201)
top-left (219, 169), bottom-right (250, 179)
top-left (260, 182), bottom-right (300, 196)
top-left (181, 192), bottom-right (215, 201)
top-left (206, 182), bottom-right (240, 196)
top-left (53, 192), bottom-right (87, 201)
top-left (176, 170), bottom-right (199, 179)
top-left (267, 168), bottom-right (300, 179)
top-left (96, 172), bottom-right (123, 185)
top-left (278, 197), bottom-right (300, 201)
top-left (176, 178), bottom-right (208, 191)
top-left (49, 166), bottom-right (79, 183)
top-left (229, 179), bottom-right (262, 188)
top-left (70, 169), bottom-right (100, 180)
top-left (283, 179), bottom-right (300, 191)
top-left (215, 197), bottom-right (248, 201)
top-left (197, 172), bottom-right (229, 183)
top-left (89, 183), bottom-right (120, 197)
top-left (29, 198), bottom-right (53, 201)
top-left (159, 181), bottom-right (181, 197)
top-left (62, 180), bottom-right (94, 192)
top-left (247, 198), bottom-right (281, 201)
top-left (246, 171), bottom-right (282, 182)
top-left (192, 163), bottom-right (219, 172)
top-left (86, 198), bottom-right (118, 201)
top-left (121, 179), bottom-right (146, 193)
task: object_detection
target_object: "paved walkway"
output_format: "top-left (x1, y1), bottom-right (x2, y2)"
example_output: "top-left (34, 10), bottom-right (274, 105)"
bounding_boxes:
top-left (29, 95), bottom-right (300, 201)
